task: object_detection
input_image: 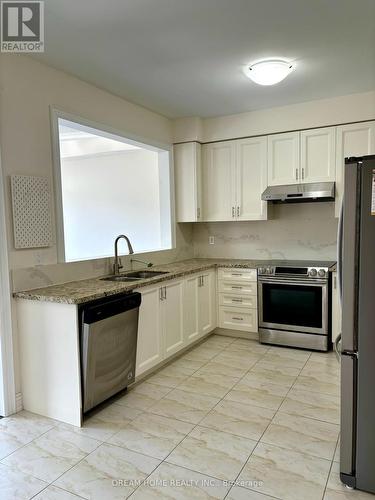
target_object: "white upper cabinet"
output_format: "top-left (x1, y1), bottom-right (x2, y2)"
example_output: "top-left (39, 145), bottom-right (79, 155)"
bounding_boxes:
top-left (202, 141), bottom-right (236, 221)
top-left (300, 127), bottom-right (336, 183)
top-left (335, 121), bottom-right (375, 217)
top-left (236, 137), bottom-right (268, 220)
top-left (174, 142), bottom-right (202, 222)
top-left (267, 132), bottom-right (300, 186)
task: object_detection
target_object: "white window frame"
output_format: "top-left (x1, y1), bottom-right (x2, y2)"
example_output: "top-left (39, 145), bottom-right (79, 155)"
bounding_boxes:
top-left (50, 108), bottom-right (176, 263)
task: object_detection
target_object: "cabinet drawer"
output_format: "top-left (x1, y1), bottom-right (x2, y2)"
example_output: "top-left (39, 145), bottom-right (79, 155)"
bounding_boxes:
top-left (219, 293), bottom-right (257, 309)
top-left (218, 280), bottom-right (257, 295)
top-left (218, 268), bottom-right (257, 282)
top-left (219, 306), bottom-right (258, 332)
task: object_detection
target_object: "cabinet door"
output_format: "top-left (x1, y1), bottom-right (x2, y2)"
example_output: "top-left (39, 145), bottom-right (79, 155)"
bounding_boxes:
top-left (267, 132), bottom-right (300, 186)
top-left (331, 272), bottom-right (342, 345)
top-left (136, 286), bottom-right (163, 376)
top-left (300, 127), bottom-right (336, 183)
top-left (174, 142), bottom-right (202, 222)
top-left (163, 279), bottom-right (185, 359)
top-left (184, 274), bottom-right (200, 344)
top-left (236, 137), bottom-right (268, 220)
top-left (335, 121), bottom-right (375, 217)
top-left (202, 142), bottom-right (236, 221)
top-left (198, 270), bottom-right (217, 336)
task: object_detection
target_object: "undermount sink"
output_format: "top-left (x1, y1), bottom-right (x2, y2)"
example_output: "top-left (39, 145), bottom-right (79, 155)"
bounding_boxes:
top-left (101, 270), bottom-right (168, 282)
top-left (125, 270), bottom-right (169, 279)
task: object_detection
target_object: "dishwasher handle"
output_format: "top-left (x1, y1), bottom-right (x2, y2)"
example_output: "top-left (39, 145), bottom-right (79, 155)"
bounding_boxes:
top-left (83, 292), bottom-right (141, 324)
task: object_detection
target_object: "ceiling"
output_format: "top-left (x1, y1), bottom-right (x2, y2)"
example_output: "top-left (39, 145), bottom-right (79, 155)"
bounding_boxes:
top-left (35, 0), bottom-right (375, 118)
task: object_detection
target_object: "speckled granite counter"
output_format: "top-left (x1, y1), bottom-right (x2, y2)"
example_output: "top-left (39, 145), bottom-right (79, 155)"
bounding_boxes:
top-left (13, 258), bottom-right (336, 305)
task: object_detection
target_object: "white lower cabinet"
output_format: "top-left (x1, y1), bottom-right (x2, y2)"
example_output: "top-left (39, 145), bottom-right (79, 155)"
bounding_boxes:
top-left (219, 307), bottom-right (258, 332)
top-left (136, 284), bottom-right (164, 376)
top-left (136, 271), bottom-right (217, 377)
top-left (198, 270), bottom-right (217, 336)
top-left (163, 279), bottom-right (184, 359)
top-left (217, 267), bottom-right (258, 333)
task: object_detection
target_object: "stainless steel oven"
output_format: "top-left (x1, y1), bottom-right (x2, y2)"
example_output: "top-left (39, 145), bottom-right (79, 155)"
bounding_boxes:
top-left (258, 265), bottom-right (330, 351)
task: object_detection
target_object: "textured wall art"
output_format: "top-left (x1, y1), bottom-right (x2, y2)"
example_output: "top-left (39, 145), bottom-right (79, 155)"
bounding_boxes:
top-left (11, 175), bottom-right (53, 249)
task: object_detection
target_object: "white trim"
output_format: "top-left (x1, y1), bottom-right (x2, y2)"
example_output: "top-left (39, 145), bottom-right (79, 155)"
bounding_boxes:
top-left (0, 146), bottom-right (16, 417)
top-left (49, 107), bottom-right (175, 263)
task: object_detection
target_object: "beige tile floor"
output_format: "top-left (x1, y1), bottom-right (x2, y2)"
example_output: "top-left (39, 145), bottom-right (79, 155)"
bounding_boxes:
top-left (0, 334), bottom-right (374, 500)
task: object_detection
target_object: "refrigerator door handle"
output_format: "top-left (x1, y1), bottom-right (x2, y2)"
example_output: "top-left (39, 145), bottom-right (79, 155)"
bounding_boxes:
top-left (334, 333), bottom-right (342, 361)
top-left (337, 200), bottom-right (344, 303)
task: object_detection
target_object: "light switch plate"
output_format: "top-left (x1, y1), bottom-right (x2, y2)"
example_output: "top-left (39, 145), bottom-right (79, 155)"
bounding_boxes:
top-left (209, 236), bottom-right (215, 245)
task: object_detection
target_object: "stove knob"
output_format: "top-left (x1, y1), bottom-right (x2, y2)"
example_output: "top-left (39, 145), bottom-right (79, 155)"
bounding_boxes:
top-left (309, 268), bottom-right (317, 277)
top-left (318, 269), bottom-right (326, 277)
top-left (258, 267), bottom-right (266, 274)
top-left (266, 267), bottom-right (273, 275)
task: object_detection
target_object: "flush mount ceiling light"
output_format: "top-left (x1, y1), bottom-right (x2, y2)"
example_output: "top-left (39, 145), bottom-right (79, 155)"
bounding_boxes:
top-left (244, 59), bottom-right (294, 86)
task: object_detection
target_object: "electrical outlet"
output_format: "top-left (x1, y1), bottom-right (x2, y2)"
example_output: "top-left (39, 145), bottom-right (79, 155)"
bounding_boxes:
top-left (209, 236), bottom-right (215, 245)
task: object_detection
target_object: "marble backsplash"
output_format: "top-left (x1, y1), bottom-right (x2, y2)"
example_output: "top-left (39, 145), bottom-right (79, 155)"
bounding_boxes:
top-left (192, 202), bottom-right (338, 261)
top-left (12, 223), bottom-right (194, 292)
top-left (12, 203), bottom-right (338, 292)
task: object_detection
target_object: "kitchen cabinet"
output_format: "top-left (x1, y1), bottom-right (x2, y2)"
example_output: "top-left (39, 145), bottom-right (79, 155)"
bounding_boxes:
top-left (184, 269), bottom-right (217, 343)
top-left (183, 274), bottom-right (200, 343)
top-left (217, 267), bottom-right (258, 334)
top-left (163, 279), bottom-right (184, 359)
top-left (136, 278), bottom-right (184, 375)
top-left (236, 137), bottom-right (268, 220)
top-left (331, 271), bottom-right (342, 345)
top-left (174, 142), bottom-right (202, 222)
top-left (268, 128), bottom-right (335, 187)
top-left (335, 121), bottom-right (375, 217)
top-left (198, 270), bottom-right (217, 335)
top-left (267, 132), bottom-right (300, 186)
top-left (300, 127), bottom-right (336, 183)
top-left (136, 284), bottom-right (163, 376)
top-left (202, 141), bottom-right (236, 221)
top-left (201, 138), bottom-right (267, 221)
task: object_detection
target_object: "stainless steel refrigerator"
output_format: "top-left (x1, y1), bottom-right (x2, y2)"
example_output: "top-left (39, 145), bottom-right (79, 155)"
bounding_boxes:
top-left (337, 154), bottom-right (375, 493)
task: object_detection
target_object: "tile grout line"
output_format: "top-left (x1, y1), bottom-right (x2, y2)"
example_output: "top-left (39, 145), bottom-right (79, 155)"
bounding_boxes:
top-left (129, 338), bottom-right (273, 498)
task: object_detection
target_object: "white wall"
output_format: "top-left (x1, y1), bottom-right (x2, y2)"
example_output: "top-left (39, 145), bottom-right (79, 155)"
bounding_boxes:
top-left (0, 54), bottom-right (173, 270)
top-left (173, 91), bottom-right (375, 142)
top-left (193, 203), bottom-right (338, 261)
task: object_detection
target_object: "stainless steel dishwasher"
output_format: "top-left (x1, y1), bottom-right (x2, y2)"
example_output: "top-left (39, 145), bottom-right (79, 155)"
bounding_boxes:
top-left (80, 292), bottom-right (141, 413)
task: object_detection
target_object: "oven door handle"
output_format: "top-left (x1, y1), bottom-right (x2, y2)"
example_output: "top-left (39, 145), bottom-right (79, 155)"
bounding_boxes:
top-left (258, 278), bottom-right (327, 286)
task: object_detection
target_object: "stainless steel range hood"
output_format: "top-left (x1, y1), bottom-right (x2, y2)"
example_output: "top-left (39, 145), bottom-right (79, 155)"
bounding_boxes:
top-left (261, 182), bottom-right (335, 203)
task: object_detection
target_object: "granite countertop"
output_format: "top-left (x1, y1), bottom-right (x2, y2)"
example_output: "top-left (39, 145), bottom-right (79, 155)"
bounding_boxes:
top-left (13, 258), bottom-right (337, 305)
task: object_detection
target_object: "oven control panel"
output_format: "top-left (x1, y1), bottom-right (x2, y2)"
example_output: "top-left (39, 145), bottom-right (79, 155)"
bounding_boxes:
top-left (257, 266), bottom-right (329, 279)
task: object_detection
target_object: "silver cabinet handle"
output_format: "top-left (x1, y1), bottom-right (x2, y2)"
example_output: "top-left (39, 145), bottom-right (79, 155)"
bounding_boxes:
top-left (232, 298), bottom-right (243, 302)
top-left (237, 206), bottom-right (240, 217)
top-left (296, 168), bottom-right (299, 180)
top-left (197, 207), bottom-right (201, 219)
top-left (201, 276), bottom-right (204, 286)
top-left (159, 287), bottom-right (163, 301)
top-left (164, 287), bottom-right (167, 299)
top-left (232, 206), bottom-right (235, 218)
top-left (231, 285), bottom-right (242, 289)
top-left (231, 272), bottom-right (242, 276)
top-left (232, 317), bottom-right (243, 321)
top-left (302, 167), bottom-right (305, 180)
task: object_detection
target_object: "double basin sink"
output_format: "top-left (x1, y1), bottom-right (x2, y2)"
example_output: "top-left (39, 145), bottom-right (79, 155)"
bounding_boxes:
top-left (101, 270), bottom-right (169, 283)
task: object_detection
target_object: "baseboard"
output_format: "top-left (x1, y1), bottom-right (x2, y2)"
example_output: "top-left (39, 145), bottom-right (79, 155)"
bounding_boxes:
top-left (213, 327), bottom-right (259, 341)
top-left (15, 392), bottom-right (23, 413)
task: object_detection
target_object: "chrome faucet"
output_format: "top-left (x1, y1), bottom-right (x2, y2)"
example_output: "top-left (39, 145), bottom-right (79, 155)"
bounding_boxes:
top-left (113, 235), bottom-right (134, 275)
top-left (131, 258), bottom-right (153, 268)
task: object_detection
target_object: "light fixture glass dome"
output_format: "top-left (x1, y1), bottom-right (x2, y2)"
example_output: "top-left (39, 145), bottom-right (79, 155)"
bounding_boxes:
top-left (244, 59), bottom-right (294, 86)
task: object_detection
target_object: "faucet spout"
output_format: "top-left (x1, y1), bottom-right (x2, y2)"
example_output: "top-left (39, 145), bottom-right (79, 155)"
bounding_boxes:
top-left (114, 235), bottom-right (134, 275)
